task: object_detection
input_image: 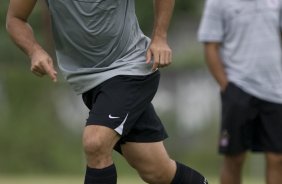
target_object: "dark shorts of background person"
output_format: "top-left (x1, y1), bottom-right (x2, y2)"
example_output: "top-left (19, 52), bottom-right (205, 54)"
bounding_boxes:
top-left (82, 70), bottom-right (168, 153)
top-left (219, 82), bottom-right (282, 155)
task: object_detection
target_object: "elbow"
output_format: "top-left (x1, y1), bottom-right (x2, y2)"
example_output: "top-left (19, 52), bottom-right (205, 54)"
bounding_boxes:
top-left (6, 16), bottom-right (14, 33)
top-left (6, 16), bottom-right (23, 34)
top-left (6, 18), bottom-right (10, 32)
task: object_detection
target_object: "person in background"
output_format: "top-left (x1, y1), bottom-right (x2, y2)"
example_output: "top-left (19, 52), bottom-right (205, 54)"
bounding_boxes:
top-left (198, 0), bottom-right (282, 184)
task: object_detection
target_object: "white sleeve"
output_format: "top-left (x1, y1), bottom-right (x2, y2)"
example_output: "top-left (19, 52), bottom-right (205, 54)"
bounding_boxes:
top-left (280, 0), bottom-right (282, 29)
top-left (198, 0), bottom-right (224, 43)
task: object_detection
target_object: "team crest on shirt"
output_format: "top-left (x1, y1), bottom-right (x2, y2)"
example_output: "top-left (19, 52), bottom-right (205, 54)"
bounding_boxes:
top-left (266, 0), bottom-right (279, 9)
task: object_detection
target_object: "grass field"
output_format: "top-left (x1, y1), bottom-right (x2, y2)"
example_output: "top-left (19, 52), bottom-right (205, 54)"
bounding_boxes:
top-left (0, 175), bottom-right (264, 184)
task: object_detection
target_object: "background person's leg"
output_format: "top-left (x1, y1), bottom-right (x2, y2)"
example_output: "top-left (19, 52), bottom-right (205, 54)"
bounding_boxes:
top-left (83, 125), bottom-right (120, 184)
top-left (122, 141), bottom-right (208, 184)
top-left (258, 101), bottom-right (282, 184)
top-left (266, 152), bottom-right (282, 184)
top-left (220, 153), bottom-right (246, 184)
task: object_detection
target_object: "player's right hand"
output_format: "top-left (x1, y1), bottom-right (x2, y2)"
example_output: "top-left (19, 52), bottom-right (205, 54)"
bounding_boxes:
top-left (30, 49), bottom-right (57, 82)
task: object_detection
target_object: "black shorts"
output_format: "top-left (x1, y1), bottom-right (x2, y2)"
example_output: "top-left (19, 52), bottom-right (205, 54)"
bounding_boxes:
top-left (82, 71), bottom-right (168, 151)
top-left (219, 82), bottom-right (282, 155)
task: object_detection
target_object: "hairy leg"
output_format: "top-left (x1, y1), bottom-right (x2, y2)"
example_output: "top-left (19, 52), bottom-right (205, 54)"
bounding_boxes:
top-left (220, 153), bottom-right (246, 184)
top-left (122, 142), bottom-right (176, 184)
top-left (83, 125), bottom-right (120, 184)
top-left (122, 141), bottom-right (207, 184)
top-left (83, 125), bottom-right (120, 168)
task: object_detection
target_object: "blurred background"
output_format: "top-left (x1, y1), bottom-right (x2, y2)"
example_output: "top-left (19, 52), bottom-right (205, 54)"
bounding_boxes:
top-left (0, 0), bottom-right (264, 183)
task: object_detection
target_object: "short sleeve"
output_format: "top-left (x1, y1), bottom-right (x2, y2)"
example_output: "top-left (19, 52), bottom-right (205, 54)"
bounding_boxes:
top-left (198, 0), bottom-right (224, 43)
top-left (280, 0), bottom-right (282, 29)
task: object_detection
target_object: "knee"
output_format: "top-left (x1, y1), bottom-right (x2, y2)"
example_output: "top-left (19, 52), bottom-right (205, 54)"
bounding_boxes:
top-left (83, 134), bottom-right (105, 157)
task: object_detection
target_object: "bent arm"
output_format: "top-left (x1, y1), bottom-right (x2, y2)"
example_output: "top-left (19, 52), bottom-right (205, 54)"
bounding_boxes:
top-left (146, 0), bottom-right (175, 70)
top-left (6, 0), bottom-right (57, 82)
top-left (204, 42), bottom-right (228, 91)
top-left (151, 0), bottom-right (175, 40)
top-left (6, 0), bottom-right (41, 57)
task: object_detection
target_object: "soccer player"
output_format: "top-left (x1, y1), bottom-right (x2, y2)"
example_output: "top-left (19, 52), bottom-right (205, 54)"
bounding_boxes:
top-left (198, 0), bottom-right (282, 184)
top-left (6, 0), bottom-right (208, 183)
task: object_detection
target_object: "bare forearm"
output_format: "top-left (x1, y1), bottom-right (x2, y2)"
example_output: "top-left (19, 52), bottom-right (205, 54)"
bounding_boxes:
top-left (6, 17), bottom-right (43, 58)
top-left (204, 43), bottom-right (228, 90)
top-left (146, 0), bottom-right (175, 70)
top-left (6, 0), bottom-right (57, 82)
top-left (152, 0), bottom-right (175, 39)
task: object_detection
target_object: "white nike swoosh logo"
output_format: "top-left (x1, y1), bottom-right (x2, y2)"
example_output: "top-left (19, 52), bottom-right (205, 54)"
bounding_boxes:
top-left (109, 114), bottom-right (120, 119)
top-left (115, 113), bottom-right (129, 135)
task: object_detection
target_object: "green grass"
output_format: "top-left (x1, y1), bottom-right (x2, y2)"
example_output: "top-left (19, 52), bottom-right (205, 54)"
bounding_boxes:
top-left (0, 175), bottom-right (264, 184)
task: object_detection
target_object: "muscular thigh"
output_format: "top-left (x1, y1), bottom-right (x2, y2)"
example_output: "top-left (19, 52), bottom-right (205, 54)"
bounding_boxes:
top-left (121, 142), bottom-right (175, 174)
top-left (83, 125), bottom-right (120, 151)
top-left (82, 71), bottom-right (168, 154)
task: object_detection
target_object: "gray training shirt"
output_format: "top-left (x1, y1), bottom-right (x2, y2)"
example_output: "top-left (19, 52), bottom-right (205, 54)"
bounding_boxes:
top-left (47, 0), bottom-right (154, 94)
top-left (198, 0), bottom-right (282, 103)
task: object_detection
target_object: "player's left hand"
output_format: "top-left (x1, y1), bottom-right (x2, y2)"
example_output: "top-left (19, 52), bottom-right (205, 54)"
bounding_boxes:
top-left (146, 36), bottom-right (172, 71)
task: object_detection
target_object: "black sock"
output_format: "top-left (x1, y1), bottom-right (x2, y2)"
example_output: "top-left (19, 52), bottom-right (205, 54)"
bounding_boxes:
top-left (84, 164), bottom-right (117, 184)
top-left (171, 162), bottom-right (208, 184)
